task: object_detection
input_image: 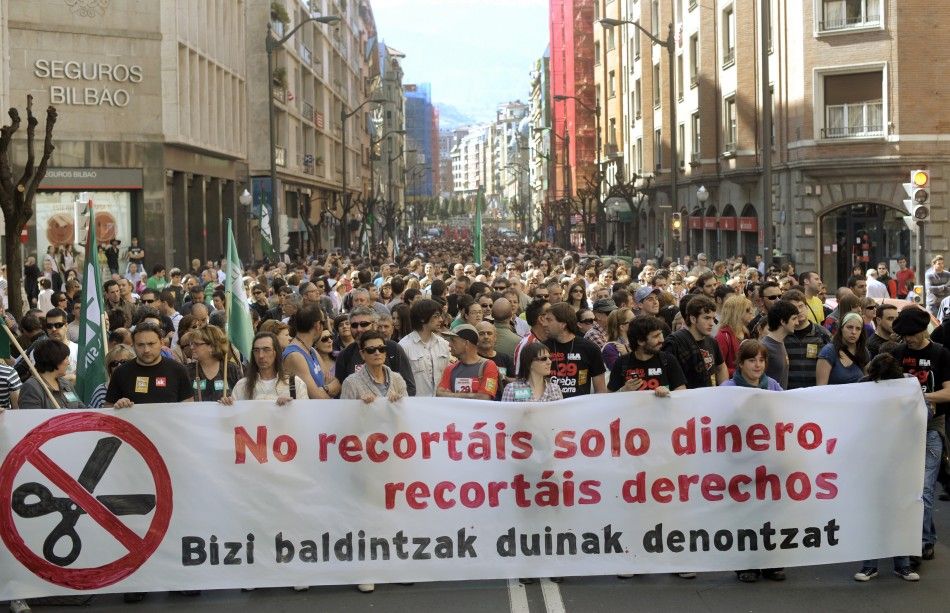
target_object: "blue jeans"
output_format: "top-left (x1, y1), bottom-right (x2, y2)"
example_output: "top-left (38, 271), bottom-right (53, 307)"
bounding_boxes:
top-left (861, 556), bottom-right (910, 571)
top-left (923, 429), bottom-right (942, 548)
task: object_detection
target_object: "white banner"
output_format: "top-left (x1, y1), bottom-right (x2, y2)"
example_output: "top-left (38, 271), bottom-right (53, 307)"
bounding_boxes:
top-left (0, 380), bottom-right (926, 599)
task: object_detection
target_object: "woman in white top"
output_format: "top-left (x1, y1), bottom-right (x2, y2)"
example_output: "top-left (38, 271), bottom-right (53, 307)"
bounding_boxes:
top-left (222, 332), bottom-right (309, 404)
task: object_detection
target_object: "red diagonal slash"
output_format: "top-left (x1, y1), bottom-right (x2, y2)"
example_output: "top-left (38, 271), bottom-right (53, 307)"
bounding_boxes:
top-left (27, 448), bottom-right (145, 553)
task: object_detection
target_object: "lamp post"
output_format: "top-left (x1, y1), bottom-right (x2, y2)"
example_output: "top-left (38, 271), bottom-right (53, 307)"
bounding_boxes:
top-left (553, 94), bottom-right (601, 252)
top-left (600, 17), bottom-right (678, 225)
top-left (267, 13), bottom-right (341, 256)
top-left (341, 96), bottom-right (387, 250)
top-left (696, 185), bottom-right (709, 259)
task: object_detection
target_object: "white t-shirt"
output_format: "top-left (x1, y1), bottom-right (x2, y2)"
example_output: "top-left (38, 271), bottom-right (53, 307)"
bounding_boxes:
top-left (231, 376), bottom-right (310, 401)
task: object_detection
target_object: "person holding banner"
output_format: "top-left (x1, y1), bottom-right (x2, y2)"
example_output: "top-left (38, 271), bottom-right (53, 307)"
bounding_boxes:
top-left (437, 324), bottom-right (500, 401)
top-left (340, 331), bottom-right (408, 404)
top-left (282, 305), bottom-right (336, 399)
top-left (608, 316), bottom-right (686, 396)
top-left (106, 322), bottom-right (194, 410)
top-left (18, 339), bottom-right (84, 410)
top-left (187, 325), bottom-right (242, 402)
top-left (223, 332), bottom-right (309, 405)
top-left (500, 342), bottom-right (562, 402)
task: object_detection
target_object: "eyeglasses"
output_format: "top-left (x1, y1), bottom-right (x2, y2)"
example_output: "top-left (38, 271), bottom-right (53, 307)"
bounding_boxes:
top-left (763, 294), bottom-right (781, 301)
top-left (189, 341), bottom-right (207, 347)
top-left (579, 318), bottom-right (595, 324)
top-left (350, 321), bottom-right (373, 329)
top-left (534, 355), bottom-right (552, 362)
top-left (141, 299), bottom-right (156, 304)
top-left (362, 345), bottom-right (386, 354)
top-left (319, 335), bottom-right (333, 342)
top-left (535, 293), bottom-right (549, 299)
top-left (108, 359), bottom-right (130, 370)
top-left (45, 322), bottom-right (66, 330)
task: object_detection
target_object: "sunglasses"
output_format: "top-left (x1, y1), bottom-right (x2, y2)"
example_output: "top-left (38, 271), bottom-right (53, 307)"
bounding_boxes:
top-left (534, 355), bottom-right (552, 362)
top-left (579, 318), bottom-right (596, 324)
top-left (350, 321), bottom-right (373, 329)
top-left (362, 345), bottom-right (386, 354)
top-left (763, 295), bottom-right (780, 301)
top-left (108, 359), bottom-right (131, 369)
top-left (319, 335), bottom-right (333, 342)
top-left (45, 322), bottom-right (66, 330)
top-left (141, 299), bottom-right (156, 304)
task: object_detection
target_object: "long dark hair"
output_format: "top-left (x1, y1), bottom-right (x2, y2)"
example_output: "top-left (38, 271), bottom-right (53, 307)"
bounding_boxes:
top-left (391, 303), bottom-right (412, 341)
top-left (566, 282), bottom-right (587, 309)
top-left (243, 332), bottom-right (287, 399)
top-left (832, 313), bottom-right (869, 369)
top-left (517, 342), bottom-right (549, 380)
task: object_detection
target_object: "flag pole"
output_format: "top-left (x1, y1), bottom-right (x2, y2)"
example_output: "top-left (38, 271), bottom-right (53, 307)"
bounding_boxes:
top-left (1, 323), bottom-right (61, 409)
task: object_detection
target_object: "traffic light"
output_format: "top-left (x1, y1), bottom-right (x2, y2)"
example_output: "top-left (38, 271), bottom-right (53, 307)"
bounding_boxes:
top-left (671, 213), bottom-right (682, 239)
top-left (903, 169), bottom-right (930, 221)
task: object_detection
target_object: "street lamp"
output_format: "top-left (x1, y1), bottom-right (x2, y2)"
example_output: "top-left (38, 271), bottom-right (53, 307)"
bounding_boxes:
top-left (266, 13), bottom-right (341, 255)
top-left (341, 96), bottom-right (388, 250)
top-left (239, 189), bottom-right (252, 207)
top-left (599, 17), bottom-right (678, 220)
top-left (696, 185), bottom-right (709, 260)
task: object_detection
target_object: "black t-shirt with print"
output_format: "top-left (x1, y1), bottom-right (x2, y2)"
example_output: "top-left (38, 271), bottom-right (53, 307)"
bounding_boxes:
top-left (891, 341), bottom-right (950, 418)
top-left (608, 351), bottom-right (686, 392)
top-left (544, 335), bottom-right (606, 398)
top-left (106, 357), bottom-right (194, 405)
top-left (662, 328), bottom-right (725, 389)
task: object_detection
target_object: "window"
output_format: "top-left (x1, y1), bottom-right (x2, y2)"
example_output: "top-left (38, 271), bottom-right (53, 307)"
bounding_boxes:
top-left (609, 70), bottom-right (616, 98)
top-left (595, 41), bottom-right (601, 65)
top-left (689, 34), bottom-right (699, 87)
top-left (651, 0), bottom-right (660, 37)
top-left (724, 96), bottom-right (737, 152)
top-left (654, 129), bottom-right (663, 169)
top-left (821, 71), bottom-right (884, 138)
top-left (819, 0), bottom-right (881, 32)
top-left (633, 22), bottom-right (641, 59)
top-left (678, 123), bottom-right (685, 167)
top-left (722, 5), bottom-right (736, 67)
top-left (634, 78), bottom-right (642, 119)
top-left (607, 27), bottom-right (616, 51)
top-left (653, 63), bottom-right (661, 107)
top-left (676, 55), bottom-right (684, 101)
top-left (609, 117), bottom-right (617, 147)
top-left (636, 137), bottom-right (643, 174)
top-left (691, 112), bottom-right (701, 163)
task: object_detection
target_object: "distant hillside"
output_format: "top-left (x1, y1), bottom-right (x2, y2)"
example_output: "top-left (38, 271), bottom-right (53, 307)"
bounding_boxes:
top-left (436, 103), bottom-right (476, 129)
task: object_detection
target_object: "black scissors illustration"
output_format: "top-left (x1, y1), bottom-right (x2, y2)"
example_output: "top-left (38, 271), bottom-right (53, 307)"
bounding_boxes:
top-left (11, 436), bottom-right (156, 566)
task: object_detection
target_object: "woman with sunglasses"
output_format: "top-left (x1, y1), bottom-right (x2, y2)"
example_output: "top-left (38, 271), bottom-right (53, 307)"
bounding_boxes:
top-left (565, 282), bottom-right (588, 310)
top-left (314, 328), bottom-right (339, 396)
top-left (187, 325), bottom-right (242, 402)
top-left (602, 308), bottom-right (634, 371)
top-left (340, 331), bottom-right (408, 404)
top-left (89, 344), bottom-right (136, 408)
top-left (222, 332), bottom-right (309, 405)
top-left (501, 342), bottom-right (563, 402)
top-left (576, 309), bottom-right (596, 337)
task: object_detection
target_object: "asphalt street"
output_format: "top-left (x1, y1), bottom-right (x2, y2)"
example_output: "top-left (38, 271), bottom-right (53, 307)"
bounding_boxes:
top-left (17, 498), bottom-right (950, 613)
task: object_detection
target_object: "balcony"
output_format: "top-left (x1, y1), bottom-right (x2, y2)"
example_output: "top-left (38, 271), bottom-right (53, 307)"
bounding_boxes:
top-left (272, 86), bottom-right (285, 103)
top-left (302, 153), bottom-right (316, 175)
top-left (690, 151), bottom-right (701, 165)
top-left (723, 141), bottom-right (737, 156)
top-left (690, 75), bottom-right (699, 88)
top-left (820, 124), bottom-right (884, 139)
top-left (303, 101), bottom-right (314, 122)
top-left (819, 13), bottom-right (881, 33)
top-left (275, 146), bottom-right (286, 167)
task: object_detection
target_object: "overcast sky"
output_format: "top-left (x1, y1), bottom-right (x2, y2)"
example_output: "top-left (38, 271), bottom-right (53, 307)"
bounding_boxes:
top-left (371, 0), bottom-right (550, 123)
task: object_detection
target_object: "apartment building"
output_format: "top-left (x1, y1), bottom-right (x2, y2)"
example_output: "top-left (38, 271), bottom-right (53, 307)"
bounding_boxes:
top-left (618, 0), bottom-right (950, 286)
top-left (529, 51), bottom-right (552, 240)
top-left (370, 43), bottom-right (407, 243)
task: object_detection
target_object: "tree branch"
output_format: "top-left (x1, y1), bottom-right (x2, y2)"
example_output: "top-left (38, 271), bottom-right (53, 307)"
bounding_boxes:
top-left (18, 95), bottom-right (37, 190)
top-left (23, 105), bottom-right (57, 221)
top-left (0, 108), bottom-right (22, 203)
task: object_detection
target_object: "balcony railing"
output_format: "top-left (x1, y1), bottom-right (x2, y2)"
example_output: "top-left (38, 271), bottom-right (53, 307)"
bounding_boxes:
top-left (275, 146), bottom-right (286, 167)
top-left (723, 141), bottom-right (737, 155)
top-left (302, 153), bottom-right (315, 175)
top-left (819, 13), bottom-right (881, 32)
top-left (302, 101), bottom-right (314, 121)
top-left (723, 48), bottom-right (735, 66)
top-left (690, 151), bottom-right (701, 165)
top-left (820, 124), bottom-right (884, 139)
top-left (299, 44), bottom-right (312, 65)
top-left (272, 86), bottom-right (285, 103)
top-left (690, 75), bottom-right (699, 88)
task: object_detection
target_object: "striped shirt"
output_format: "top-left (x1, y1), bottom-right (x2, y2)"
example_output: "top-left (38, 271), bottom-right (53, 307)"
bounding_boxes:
top-left (0, 364), bottom-right (22, 409)
top-left (783, 323), bottom-right (832, 390)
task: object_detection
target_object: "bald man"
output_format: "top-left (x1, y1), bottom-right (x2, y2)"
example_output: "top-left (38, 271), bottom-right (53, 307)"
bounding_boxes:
top-left (491, 298), bottom-right (522, 359)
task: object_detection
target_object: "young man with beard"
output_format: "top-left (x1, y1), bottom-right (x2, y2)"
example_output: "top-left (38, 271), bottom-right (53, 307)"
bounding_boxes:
top-left (867, 303), bottom-right (898, 358)
top-left (544, 302), bottom-right (607, 398)
top-left (608, 315), bottom-right (685, 394)
top-left (662, 296), bottom-right (728, 389)
top-left (762, 300), bottom-right (800, 390)
top-left (781, 289), bottom-right (832, 389)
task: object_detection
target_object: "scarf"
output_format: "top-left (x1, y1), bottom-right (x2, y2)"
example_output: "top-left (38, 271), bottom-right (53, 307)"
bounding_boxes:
top-left (731, 369), bottom-right (769, 389)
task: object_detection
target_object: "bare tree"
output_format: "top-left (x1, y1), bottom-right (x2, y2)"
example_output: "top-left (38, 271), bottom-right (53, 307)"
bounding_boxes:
top-left (0, 96), bottom-right (58, 318)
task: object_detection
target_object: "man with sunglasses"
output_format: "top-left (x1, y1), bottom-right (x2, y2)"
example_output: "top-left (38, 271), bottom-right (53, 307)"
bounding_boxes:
top-left (750, 281), bottom-right (782, 332)
top-left (335, 307), bottom-right (416, 396)
top-left (23, 308), bottom-right (78, 384)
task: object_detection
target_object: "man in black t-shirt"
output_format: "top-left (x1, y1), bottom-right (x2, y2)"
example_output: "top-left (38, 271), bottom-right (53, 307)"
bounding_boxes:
top-left (609, 316), bottom-right (686, 394)
top-left (662, 295), bottom-right (728, 389)
top-left (889, 307), bottom-right (950, 562)
top-left (106, 323), bottom-right (194, 408)
top-left (543, 302), bottom-right (607, 398)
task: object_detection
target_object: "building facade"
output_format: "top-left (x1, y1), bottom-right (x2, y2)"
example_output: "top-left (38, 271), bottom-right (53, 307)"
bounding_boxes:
top-left (528, 51), bottom-right (552, 241)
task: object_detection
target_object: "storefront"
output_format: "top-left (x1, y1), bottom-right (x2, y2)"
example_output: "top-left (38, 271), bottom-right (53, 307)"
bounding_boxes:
top-left (818, 202), bottom-right (911, 290)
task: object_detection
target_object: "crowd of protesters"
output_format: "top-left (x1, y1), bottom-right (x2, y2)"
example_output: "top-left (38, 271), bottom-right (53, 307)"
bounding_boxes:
top-left (2, 233), bottom-right (950, 612)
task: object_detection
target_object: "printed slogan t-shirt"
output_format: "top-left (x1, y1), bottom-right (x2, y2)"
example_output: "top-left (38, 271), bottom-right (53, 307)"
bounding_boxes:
top-left (544, 335), bottom-right (606, 398)
top-left (106, 357), bottom-right (194, 405)
top-left (608, 351), bottom-right (686, 392)
top-left (892, 341), bottom-right (950, 429)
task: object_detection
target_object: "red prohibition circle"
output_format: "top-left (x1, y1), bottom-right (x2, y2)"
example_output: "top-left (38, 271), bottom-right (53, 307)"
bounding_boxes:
top-left (0, 412), bottom-right (173, 590)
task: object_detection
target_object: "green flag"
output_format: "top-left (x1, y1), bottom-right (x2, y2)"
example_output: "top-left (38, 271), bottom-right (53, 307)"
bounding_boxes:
top-left (76, 202), bottom-right (107, 405)
top-left (473, 189), bottom-right (485, 265)
top-left (225, 219), bottom-right (254, 361)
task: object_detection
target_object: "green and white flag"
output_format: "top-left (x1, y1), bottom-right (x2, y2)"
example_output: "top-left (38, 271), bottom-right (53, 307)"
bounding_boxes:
top-left (76, 202), bottom-right (107, 405)
top-left (473, 188), bottom-right (485, 265)
top-left (225, 219), bottom-right (254, 361)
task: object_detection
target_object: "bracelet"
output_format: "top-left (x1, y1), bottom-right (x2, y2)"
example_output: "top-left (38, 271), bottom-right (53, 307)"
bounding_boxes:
top-left (322, 385), bottom-right (330, 395)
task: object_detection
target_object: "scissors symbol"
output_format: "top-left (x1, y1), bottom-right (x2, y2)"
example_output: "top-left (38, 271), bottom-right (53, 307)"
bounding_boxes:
top-left (10, 436), bottom-right (156, 567)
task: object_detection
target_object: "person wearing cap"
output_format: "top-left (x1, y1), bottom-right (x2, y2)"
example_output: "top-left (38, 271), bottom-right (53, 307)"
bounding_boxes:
top-left (585, 298), bottom-right (615, 350)
top-left (890, 306), bottom-right (950, 565)
top-left (436, 324), bottom-right (499, 400)
top-left (634, 286), bottom-right (661, 318)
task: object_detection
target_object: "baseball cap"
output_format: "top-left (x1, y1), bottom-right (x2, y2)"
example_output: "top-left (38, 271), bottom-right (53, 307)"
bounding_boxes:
top-left (592, 298), bottom-right (617, 313)
top-left (635, 286), bottom-right (661, 303)
top-left (440, 323), bottom-right (479, 344)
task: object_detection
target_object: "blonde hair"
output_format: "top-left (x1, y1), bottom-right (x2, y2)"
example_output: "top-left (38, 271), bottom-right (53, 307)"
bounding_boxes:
top-left (190, 324), bottom-right (229, 361)
top-left (606, 307), bottom-right (633, 342)
top-left (719, 294), bottom-right (753, 340)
